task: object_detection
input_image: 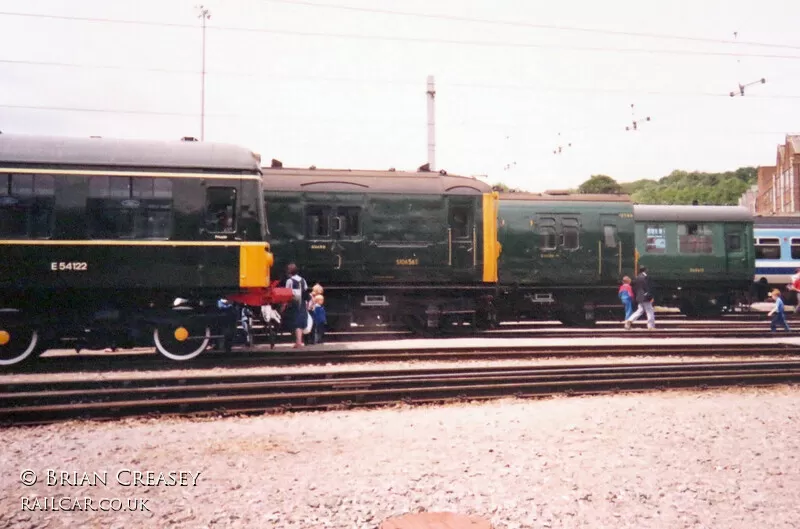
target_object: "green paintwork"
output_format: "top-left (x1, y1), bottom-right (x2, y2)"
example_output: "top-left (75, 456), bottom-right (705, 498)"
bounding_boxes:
top-left (497, 198), bottom-right (636, 286)
top-left (267, 191), bottom-right (486, 285)
top-left (635, 220), bottom-right (754, 292)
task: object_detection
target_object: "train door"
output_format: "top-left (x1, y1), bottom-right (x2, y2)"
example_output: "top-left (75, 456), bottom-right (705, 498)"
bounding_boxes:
top-left (331, 204), bottom-right (364, 274)
top-left (447, 198), bottom-right (476, 273)
top-left (723, 223), bottom-right (748, 274)
top-left (532, 214), bottom-right (560, 282)
top-left (303, 204), bottom-right (338, 275)
top-left (599, 214), bottom-right (622, 282)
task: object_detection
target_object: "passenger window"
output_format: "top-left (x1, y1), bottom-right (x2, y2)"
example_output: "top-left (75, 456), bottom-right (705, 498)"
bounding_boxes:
top-left (791, 238), bottom-right (800, 259)
top-left (205, 187), bottom-right (237, 233)
top-left (678, 223), bottom-right (713, 254)
top-left (305, 206), bottom-right (330, 238)
top-left (449, 206), bottom-right (471, 239)
top-left (645, 224), bottom-right (666, 253)
top-left (338, 206), bottom-right (361, 237)
top-left (755, 242), bottom-right (781, 259)
top-left (727, 233), bottom-right (742, 251)
top-left (0, 174), bottom-right (55, 238)
top-left (603, 225), bottom-right (617, 248)
top-left (88, 176), bottom-right (173, 239)
top-left (562, 226), bottom-right (579, 249)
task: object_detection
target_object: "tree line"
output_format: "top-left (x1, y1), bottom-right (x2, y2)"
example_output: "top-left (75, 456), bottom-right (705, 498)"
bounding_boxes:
top-left (492, 167), bottom-right (757, 205)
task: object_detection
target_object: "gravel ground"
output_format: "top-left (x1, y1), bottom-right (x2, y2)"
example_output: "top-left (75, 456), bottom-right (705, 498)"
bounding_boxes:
top-left (2, 385), bottom-right (800, 528)
top-left (4, 354), bottom-right (800, 384)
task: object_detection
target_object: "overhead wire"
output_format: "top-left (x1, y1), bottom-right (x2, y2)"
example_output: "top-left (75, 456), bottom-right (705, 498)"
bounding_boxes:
top-left (2, 11), bottom-right (800, 60)
top-left (263, 0), bottom-right (800, 51)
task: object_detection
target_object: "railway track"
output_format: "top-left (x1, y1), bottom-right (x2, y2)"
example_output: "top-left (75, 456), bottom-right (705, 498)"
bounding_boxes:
top-left (256, 319), bottom-right (786, 344)
top-left (2, 359), bottom-right (800, 425)
top-left (18, 339), bottom-right (800, 374)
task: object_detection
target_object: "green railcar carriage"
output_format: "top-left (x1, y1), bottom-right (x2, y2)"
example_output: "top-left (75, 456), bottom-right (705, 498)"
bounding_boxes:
top-left (0, 134), bottom-right (274, 366)
top-left (262, 167), bottom-right (500, 331)
top-left (495, 192), bottom-right (636, 324)
top-left (633, 205), bottom-right (754, 315)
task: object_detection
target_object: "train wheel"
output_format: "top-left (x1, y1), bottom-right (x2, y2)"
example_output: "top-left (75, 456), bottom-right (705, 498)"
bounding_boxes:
top-left (153, 321), bottom-right (210, 361)
top-left (0, 326), bottom-right (39, 366)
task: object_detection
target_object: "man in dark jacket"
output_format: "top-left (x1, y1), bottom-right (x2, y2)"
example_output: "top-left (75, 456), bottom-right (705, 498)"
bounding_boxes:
top-left (624, 267), bottom-right (655, 330)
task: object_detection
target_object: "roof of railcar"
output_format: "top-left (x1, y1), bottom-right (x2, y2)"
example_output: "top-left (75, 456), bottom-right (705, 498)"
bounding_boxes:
top-left (634, 205), bottom-right (753, 222)
top-left (261, 167), bottom-right (492, 194)
top-left (753, 215), bottom-right (800, 228)
top-left (498, 192), bottom-right (632, 202)
top-left (0, 134), bottom-right (262, 172)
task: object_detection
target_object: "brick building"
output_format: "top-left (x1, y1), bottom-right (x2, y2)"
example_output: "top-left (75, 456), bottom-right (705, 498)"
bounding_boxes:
top-left (756, 135), bottom-right (800, 215)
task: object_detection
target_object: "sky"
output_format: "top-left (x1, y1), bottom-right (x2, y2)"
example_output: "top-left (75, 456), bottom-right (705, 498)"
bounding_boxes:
top-left (1, 0), bottom-right (800, 192)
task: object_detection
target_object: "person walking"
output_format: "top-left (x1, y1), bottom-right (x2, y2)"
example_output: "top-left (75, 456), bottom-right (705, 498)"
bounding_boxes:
top-left (284, 263), bottom-right (310, 347)
top-left (618, 276), bottom-right (634, 321)
top-left (768, 289), bottom-right (791, 332)
top-left (624, 267), bottom-right (655, 330)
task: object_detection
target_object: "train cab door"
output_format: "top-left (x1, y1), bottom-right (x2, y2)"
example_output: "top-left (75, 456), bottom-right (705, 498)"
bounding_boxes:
top-left (331, 203), bottom-right (364, 276)
top-left (599, 214), bottom-right (623, 282)
top-left (723, 223), bottom-right (748, 274)
top-left (447, 198), bottom-right (477, 275)
top-left (303, 204), bottom-right (338, 277)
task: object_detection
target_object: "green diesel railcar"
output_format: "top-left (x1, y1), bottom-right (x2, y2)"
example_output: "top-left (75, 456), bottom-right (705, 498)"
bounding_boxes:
top-left (0, 134), bottom-right (273, 365)
top-left (262, 167), bottom-right (499, 331)
top-left (496, 192), bottom-right (636, 324)
top-left (633, 205), bottom-right (754, 315)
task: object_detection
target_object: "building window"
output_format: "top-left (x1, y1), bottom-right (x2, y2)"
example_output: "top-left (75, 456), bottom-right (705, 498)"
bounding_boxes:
top-left (678, 223), bottom-right (713, 254)
top-left (755, 237), bottom-right (780, 260)
top-left (645, 224), bottom-right (666, 253)
top-left (0, 174), bottom-right (56, 238)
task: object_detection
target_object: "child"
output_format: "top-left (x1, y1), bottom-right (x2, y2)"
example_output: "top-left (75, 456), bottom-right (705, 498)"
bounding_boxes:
top-left (618, 276), bottom-right (634, 321)
top-left (768, 289), bottom-right (791, 332)
top-left (307, 283), bottom-right (324, 311)
top-left (311, 295), bottom-right (327, 344)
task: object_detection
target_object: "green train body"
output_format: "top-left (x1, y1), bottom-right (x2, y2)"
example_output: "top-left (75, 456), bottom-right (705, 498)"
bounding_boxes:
top-left (0, 134), bottom-right (275, 365)
top-left (633, 205), bottom-right (755, 315)
top-left (495, 193), bottom-right (636, 323)
top-left (262, 166), bottom-right (756, 328)
top-left (262, 167), bottom-right (499, 330)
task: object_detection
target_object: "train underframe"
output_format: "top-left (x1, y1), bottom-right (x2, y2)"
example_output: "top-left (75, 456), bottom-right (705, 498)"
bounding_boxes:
top-left (319, 283), bottom-right (622, 334)
top-left (0, 287), bottom-right (287, 367)
top-left (655, 281), bottom-right (755, 317)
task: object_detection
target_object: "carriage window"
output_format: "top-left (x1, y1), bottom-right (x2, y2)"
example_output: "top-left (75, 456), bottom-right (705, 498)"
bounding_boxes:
top-left (726, 233), bottom-right (742, 251)
top-left (645, 224), bottom-right (666, 253)
top-left (562, 217), bottom-right (579, 249)
top-left (339, 206), bottom-right (361, 237)
top-left (791, 238), bottom-right (800, 259)
top-left (0, 174), bottom-right (55, 238)
top-left (449, 206), bottom-right (471, 239)
top-left (88, 176), bottom-right (173, 239)
top-left (678, 223), bottom-right (712, 254)
top-left (603, 225), bottom-right (617, 248)
top-left (563, 226), bottom-right (579, 249)
top-left (305, 206), bottom-right (330, 238)
top-left (205, 187), bottom-right (236, 233)
top-left (755, 238), bottom-right (781, 260)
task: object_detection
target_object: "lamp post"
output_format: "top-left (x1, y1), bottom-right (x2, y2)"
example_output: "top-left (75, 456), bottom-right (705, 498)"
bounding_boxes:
top-left (197, 5), bottom-right (211, 141)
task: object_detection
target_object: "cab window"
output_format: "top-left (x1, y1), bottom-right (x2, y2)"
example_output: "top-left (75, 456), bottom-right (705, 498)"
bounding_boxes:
top-left (205, 187), bottom-right (237, 233)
